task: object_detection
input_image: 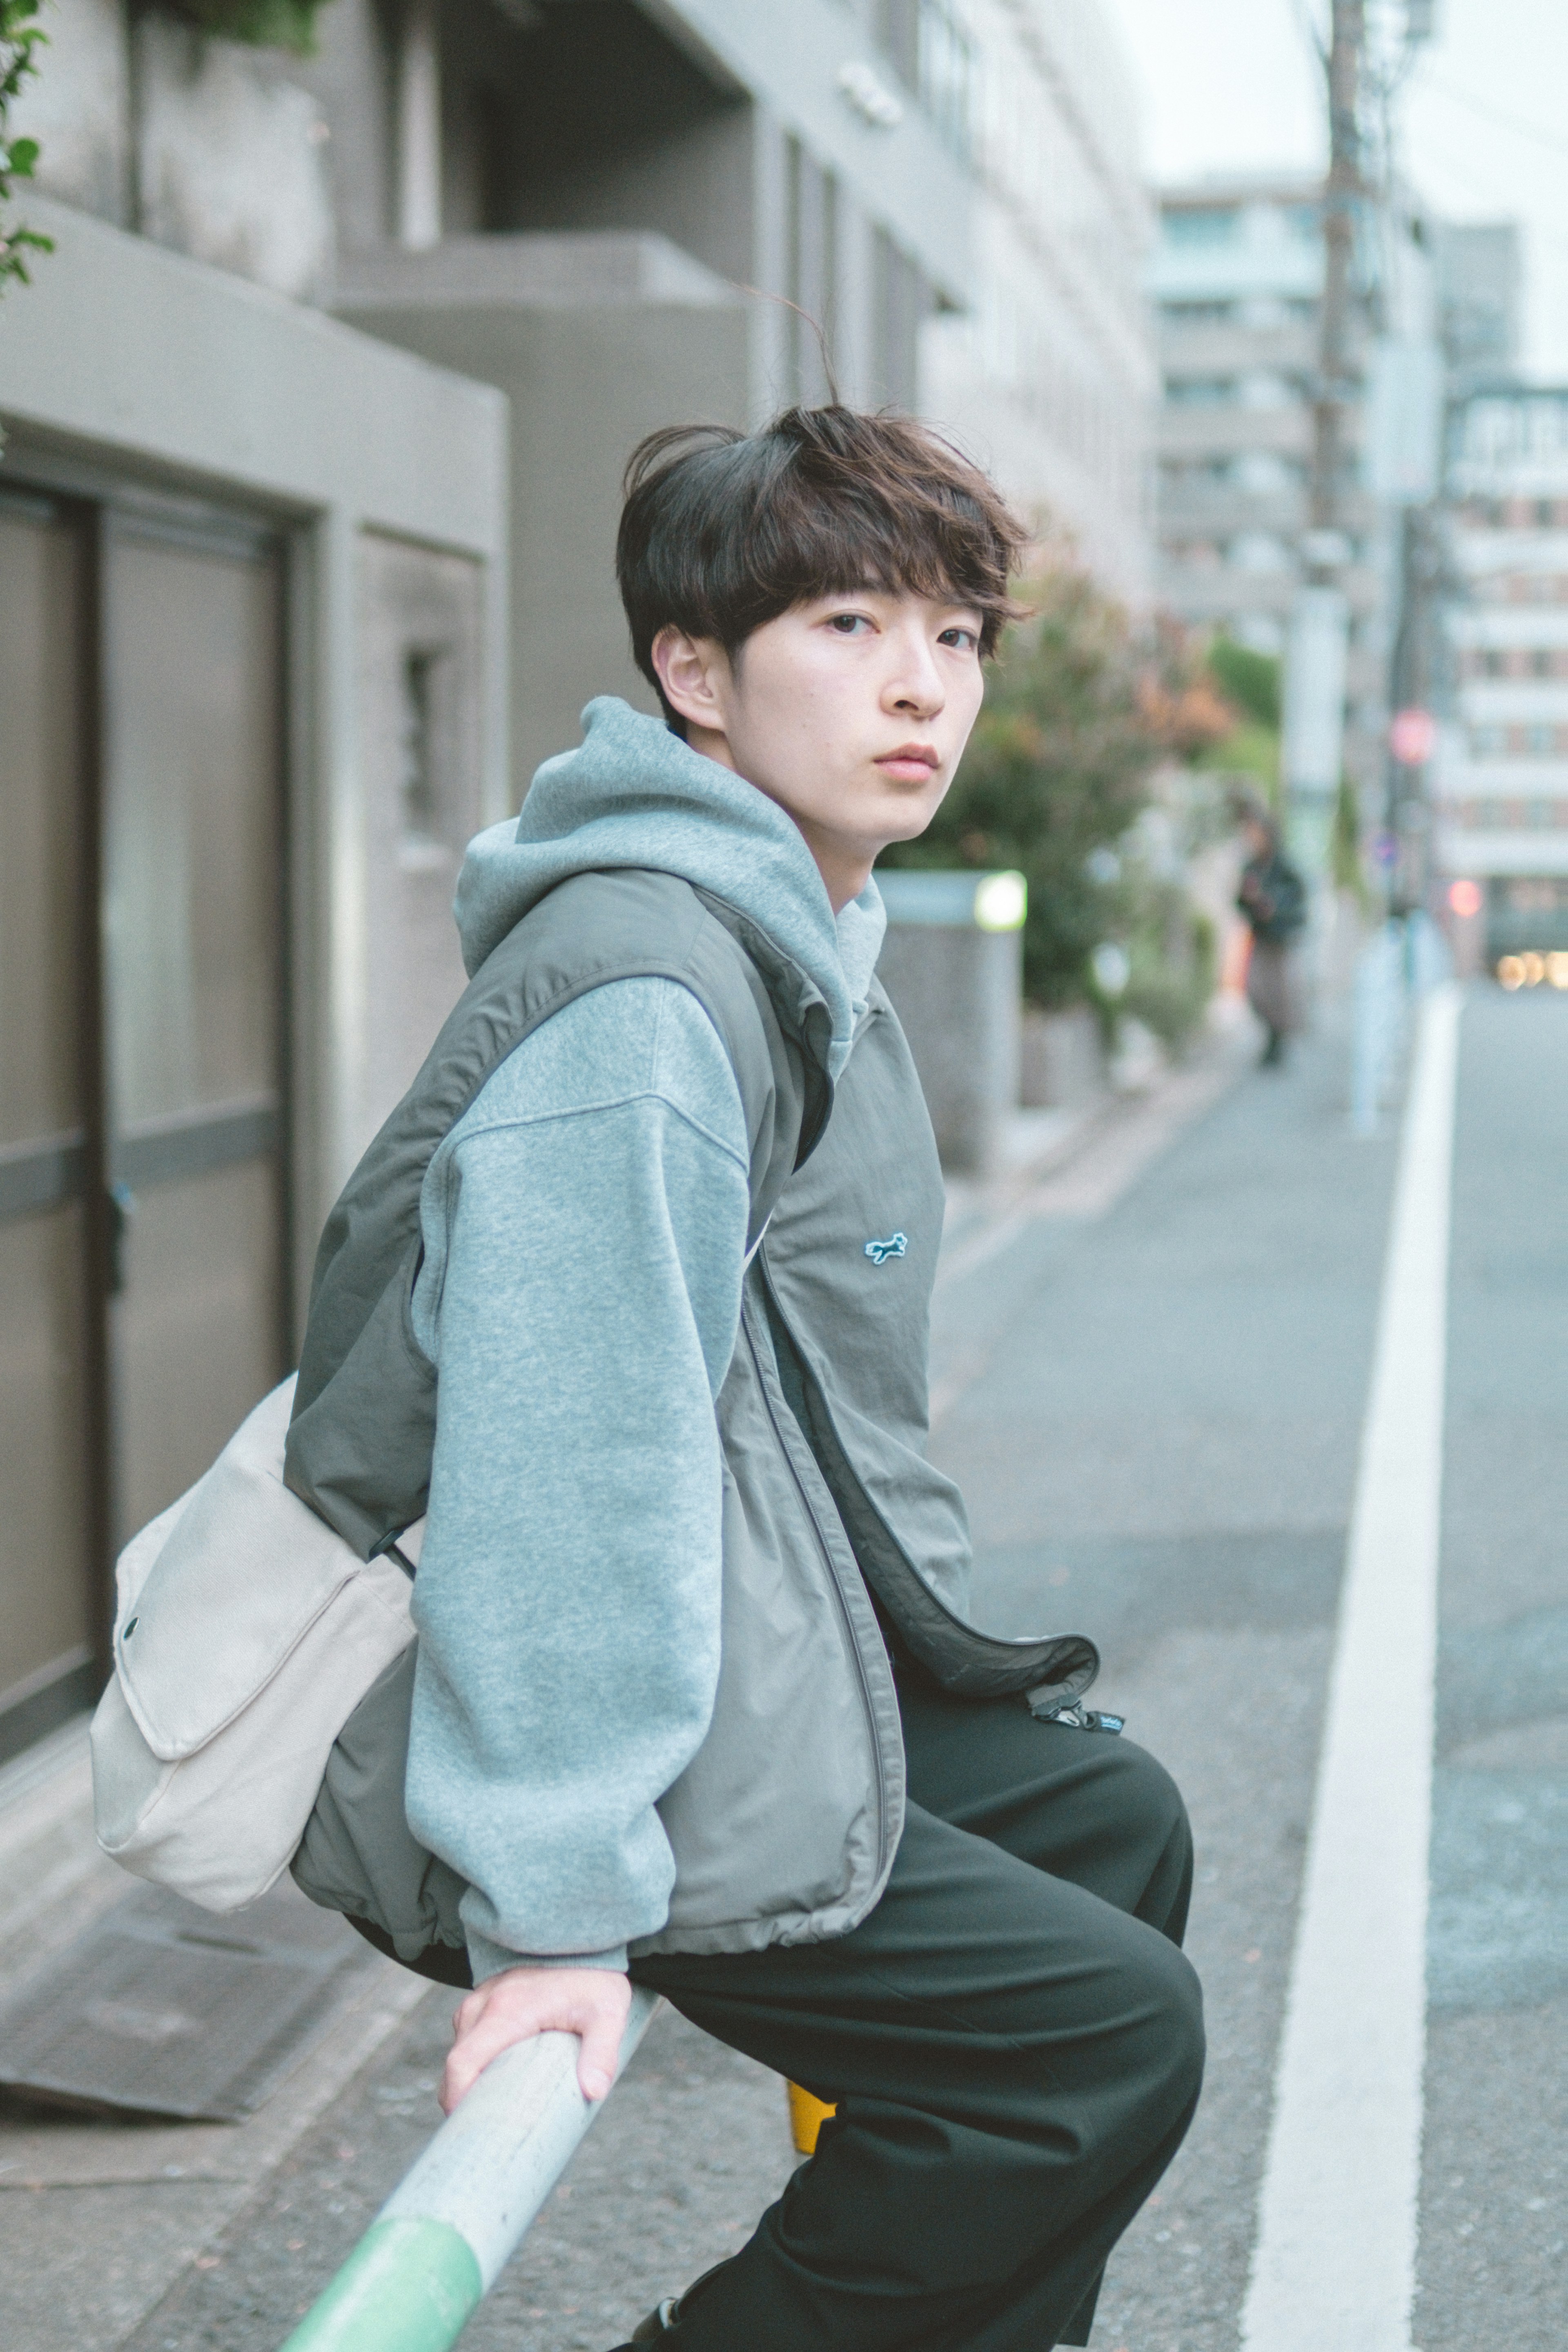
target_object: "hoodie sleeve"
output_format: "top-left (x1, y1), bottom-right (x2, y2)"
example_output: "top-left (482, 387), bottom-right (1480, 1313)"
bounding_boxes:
top-left (403, 976), bottom-right (751, 1981)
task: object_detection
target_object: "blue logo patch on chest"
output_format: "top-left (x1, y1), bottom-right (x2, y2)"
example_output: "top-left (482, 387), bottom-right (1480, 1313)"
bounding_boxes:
top-left (864, 1232), bottom-right (908, 1266)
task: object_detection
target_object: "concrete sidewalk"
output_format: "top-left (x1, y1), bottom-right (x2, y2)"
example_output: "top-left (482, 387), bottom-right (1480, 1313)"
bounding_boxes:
top-left (0, 1725), bottom-right (432, 2351)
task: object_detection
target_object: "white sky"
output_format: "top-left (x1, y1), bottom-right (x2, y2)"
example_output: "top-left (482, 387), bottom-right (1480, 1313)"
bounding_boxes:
top-left (1098, 0), bottom-right (1568, 380)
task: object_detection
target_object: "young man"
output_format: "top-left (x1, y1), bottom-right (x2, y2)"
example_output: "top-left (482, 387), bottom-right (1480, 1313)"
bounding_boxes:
top-left (285, 406), bottom-right (1203, 2350)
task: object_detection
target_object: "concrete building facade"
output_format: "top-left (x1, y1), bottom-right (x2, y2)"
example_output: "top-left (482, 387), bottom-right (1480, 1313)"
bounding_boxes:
top-left (0, 194), bottom-right (507, 1764)
top-left (0, 0), bottom-right (1152, 1766)
top-left (1150, 180), bottom-right (1526, 851)
top-left (1149, 169), bottom-right (1404, 819)
top-left (918, 0), bottom-right (1154, 601)
top-left (14, 0), bottom-right (1156, 782)
top-left (1437, 389), bottom-right (1568, 968)
top-left (327, 0), bottom-right (1155, 759)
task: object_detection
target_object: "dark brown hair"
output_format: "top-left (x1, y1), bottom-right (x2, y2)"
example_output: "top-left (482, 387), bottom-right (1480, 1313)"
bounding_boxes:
top-left (617, 405), bottom-right (1028, 726)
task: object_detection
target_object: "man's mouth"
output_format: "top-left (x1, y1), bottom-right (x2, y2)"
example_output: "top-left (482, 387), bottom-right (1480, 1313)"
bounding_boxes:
top-left (876, 744), bottom-right (941, 779)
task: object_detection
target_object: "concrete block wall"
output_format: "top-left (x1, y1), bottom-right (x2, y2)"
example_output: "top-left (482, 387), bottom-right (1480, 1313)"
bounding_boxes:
top-left (876, 873), bottom-right (1028, 1175)
top-left (337, 230), bottom-right (751, 796)
top-left (11, 0), bottom-right (338, 299)
top-left (879, 922), bottom-right (1022, 1176)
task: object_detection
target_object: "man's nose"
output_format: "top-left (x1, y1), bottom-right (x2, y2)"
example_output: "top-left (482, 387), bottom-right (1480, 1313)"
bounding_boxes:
top-left (885, 636), bottom-right (944, 715)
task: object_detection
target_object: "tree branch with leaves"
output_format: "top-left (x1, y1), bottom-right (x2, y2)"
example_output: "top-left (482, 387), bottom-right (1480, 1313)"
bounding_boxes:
top-left (1, 0), bottom-right (51, 295)
top-left (880, 568), bottom-right (1232, 1031)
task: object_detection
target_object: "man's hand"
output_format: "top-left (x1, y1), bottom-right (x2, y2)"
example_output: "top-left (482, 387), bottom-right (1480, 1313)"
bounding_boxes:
top-left (441, 1965), bottom-right (633, 2114)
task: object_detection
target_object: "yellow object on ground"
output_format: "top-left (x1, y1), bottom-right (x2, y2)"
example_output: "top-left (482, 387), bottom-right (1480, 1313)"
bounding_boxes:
top-left (787, 2080), bottom-right (837, 2155)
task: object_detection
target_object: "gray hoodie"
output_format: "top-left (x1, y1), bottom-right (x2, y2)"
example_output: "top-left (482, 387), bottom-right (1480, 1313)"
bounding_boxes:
top-left (403, 699), bottom-right (886, 1984)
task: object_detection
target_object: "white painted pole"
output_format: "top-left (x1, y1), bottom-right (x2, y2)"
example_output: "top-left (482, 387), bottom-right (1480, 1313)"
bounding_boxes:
top-left (1241, 983), bottom-right (1460, 2352)
top-left (279, 1989), bottom-right (661, 2352)
top-left (383, 1989), bottom-right (662, 2292)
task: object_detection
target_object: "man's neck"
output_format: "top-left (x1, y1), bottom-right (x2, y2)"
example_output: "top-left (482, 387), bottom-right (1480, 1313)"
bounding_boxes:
top-left (684, 721), bottom-right (873, 915)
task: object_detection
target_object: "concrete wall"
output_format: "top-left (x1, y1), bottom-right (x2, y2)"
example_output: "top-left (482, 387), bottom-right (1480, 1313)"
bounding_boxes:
top-left (134, 18), bottom-right (334, 301)
top-left (878, 924), bottom-right (1023, 1175)
top-left (620, 0), bottom-right (975, 308)
top-left (917, 0), bottom-right (1155, 603)
top-left (10, 0), bottom-right (340, 299)
top-left (337, 229), bottom-right (749, 797)
top-left (8, 0), bottom-right (128, 222)
top-left (0, 194), bottom-right (510, 1291)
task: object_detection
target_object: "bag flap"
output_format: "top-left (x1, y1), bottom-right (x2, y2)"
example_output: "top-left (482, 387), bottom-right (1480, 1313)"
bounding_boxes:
top-left (114, 1490), bottom-right (195, 1623)
top-left (115, 1375), bottom-right (374, 1763)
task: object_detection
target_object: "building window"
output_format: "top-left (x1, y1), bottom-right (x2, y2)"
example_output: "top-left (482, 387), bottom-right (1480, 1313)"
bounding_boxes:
top-left (872, 226), bottom-right (925, 412)
top-left (399, 648), bottom-right (440, 844)
top-left (878, 0), bottom-right (919, 82)
top-left (1161, 299), bottom-right (1237, 328)
top-left (786, 137), bottom-right (839, 405)
top-left (1230, 532), bottom-right (1290, 572)
top-left (1506, 877), bottom-right (1568, 912)
top-left (1282, 203), bottom-right (1321, 243)
top-left (1163, 207), bottom-right (1240, 248)
top-left (1470, 725), bottom-right (1505, 756)
top-left (1166, 376), bottom-right (1236, 405)
top-left (1528, 724), bottom-right (1557, 755)
top-left (917, 0), bottom-right (975, 163)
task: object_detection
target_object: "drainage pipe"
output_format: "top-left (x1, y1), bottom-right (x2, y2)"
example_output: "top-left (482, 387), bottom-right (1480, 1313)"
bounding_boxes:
top-left (277, 1988), bottom-right (662, 2352)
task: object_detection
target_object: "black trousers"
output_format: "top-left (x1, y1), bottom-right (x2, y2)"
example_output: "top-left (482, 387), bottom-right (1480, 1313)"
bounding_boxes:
top-left (630, 1673), bottom-right (1203, 2351)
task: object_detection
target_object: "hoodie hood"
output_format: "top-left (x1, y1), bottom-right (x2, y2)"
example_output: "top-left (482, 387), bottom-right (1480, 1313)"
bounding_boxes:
top-left (455, 698), bottom-right (885, 1080)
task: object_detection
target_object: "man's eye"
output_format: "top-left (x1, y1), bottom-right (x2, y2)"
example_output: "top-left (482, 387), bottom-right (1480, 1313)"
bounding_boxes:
top-left (827, 612), bottom-right (871, 635)
top-left (940, 626), bottom-right (979, 651)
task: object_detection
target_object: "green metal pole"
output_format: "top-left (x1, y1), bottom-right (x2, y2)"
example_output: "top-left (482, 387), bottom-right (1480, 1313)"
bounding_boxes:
top-left (278, 1989), bottom-right (660, 2352)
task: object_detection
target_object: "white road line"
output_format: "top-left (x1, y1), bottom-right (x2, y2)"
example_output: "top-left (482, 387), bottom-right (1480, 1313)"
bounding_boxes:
top-left (1239, 982), bottom-right (1461, 2352)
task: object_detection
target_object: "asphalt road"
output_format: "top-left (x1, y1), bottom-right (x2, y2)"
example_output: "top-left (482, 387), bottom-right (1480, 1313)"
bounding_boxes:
top-left (115, 990), bottom-right (1564, 2352)
top-left (1415, 985), bottom-right (1568, 2352)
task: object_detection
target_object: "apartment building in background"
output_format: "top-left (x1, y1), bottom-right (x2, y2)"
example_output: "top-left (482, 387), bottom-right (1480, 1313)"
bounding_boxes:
top-left (1150, 172), bottom-right (1399, 811)
top-left (1, 0), bottom-right (1151, 1765)
top-left (917, 0), bottom-right (1154, 601)
top-left (1439, 389), bottom-right (1568, 968)
top-left (1150, 178), bottom-right (1521, 832)
top-left (1433, 222), bottom-right (1525, 396)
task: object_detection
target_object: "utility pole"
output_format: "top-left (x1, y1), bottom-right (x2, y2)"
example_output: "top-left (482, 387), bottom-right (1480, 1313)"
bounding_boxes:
top-left (1282, 2), bottom-right (1366, 881)
top-left (1311, 0), bottom-right (1365, 550)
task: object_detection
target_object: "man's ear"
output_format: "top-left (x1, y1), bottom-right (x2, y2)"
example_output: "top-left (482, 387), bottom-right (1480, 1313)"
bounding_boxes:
top-left (652, 626), bottom-right (730, 740)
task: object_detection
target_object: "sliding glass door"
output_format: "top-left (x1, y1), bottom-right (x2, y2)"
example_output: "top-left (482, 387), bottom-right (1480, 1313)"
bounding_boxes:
top-left (0, 488), bottom-right (290, 1759)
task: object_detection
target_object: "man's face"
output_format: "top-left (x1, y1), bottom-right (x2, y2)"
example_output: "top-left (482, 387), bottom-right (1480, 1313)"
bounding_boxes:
top-left (653, 588), bottom-right (987, 908)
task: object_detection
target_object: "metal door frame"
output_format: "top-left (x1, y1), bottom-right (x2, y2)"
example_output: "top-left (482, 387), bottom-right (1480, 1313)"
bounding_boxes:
top-left (0, 461), bottom-right (293, 1761)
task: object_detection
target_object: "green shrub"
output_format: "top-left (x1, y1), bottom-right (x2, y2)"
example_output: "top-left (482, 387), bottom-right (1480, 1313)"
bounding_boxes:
top-left (169, 0), bottom-right (330, 54)
top-left (1, 0), bottom-right (52, 296)
top-left (880, 568), bottom-right (1166, 1006)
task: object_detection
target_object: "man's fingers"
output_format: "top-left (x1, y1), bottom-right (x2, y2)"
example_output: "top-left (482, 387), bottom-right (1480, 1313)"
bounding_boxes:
top-left (439, 1968), bottom-right (633, 2113)
top-left (440, 2000), bottom-right (535, 2113)
top-left (575, 1988), bottom-right (631, 2103)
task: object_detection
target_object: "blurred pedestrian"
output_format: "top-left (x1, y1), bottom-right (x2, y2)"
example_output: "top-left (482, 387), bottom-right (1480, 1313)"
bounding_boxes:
top-left (1236, 807), bottom-right (1307, 1067)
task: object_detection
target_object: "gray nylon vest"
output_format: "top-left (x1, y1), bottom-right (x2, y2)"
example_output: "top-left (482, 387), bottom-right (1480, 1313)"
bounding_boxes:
top-left (286, 868), bottom-right (1097, 1964)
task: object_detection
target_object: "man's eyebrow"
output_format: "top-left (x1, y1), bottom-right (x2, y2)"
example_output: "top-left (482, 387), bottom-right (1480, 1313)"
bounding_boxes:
top-left (817, 581), bottom-right (982, 608)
